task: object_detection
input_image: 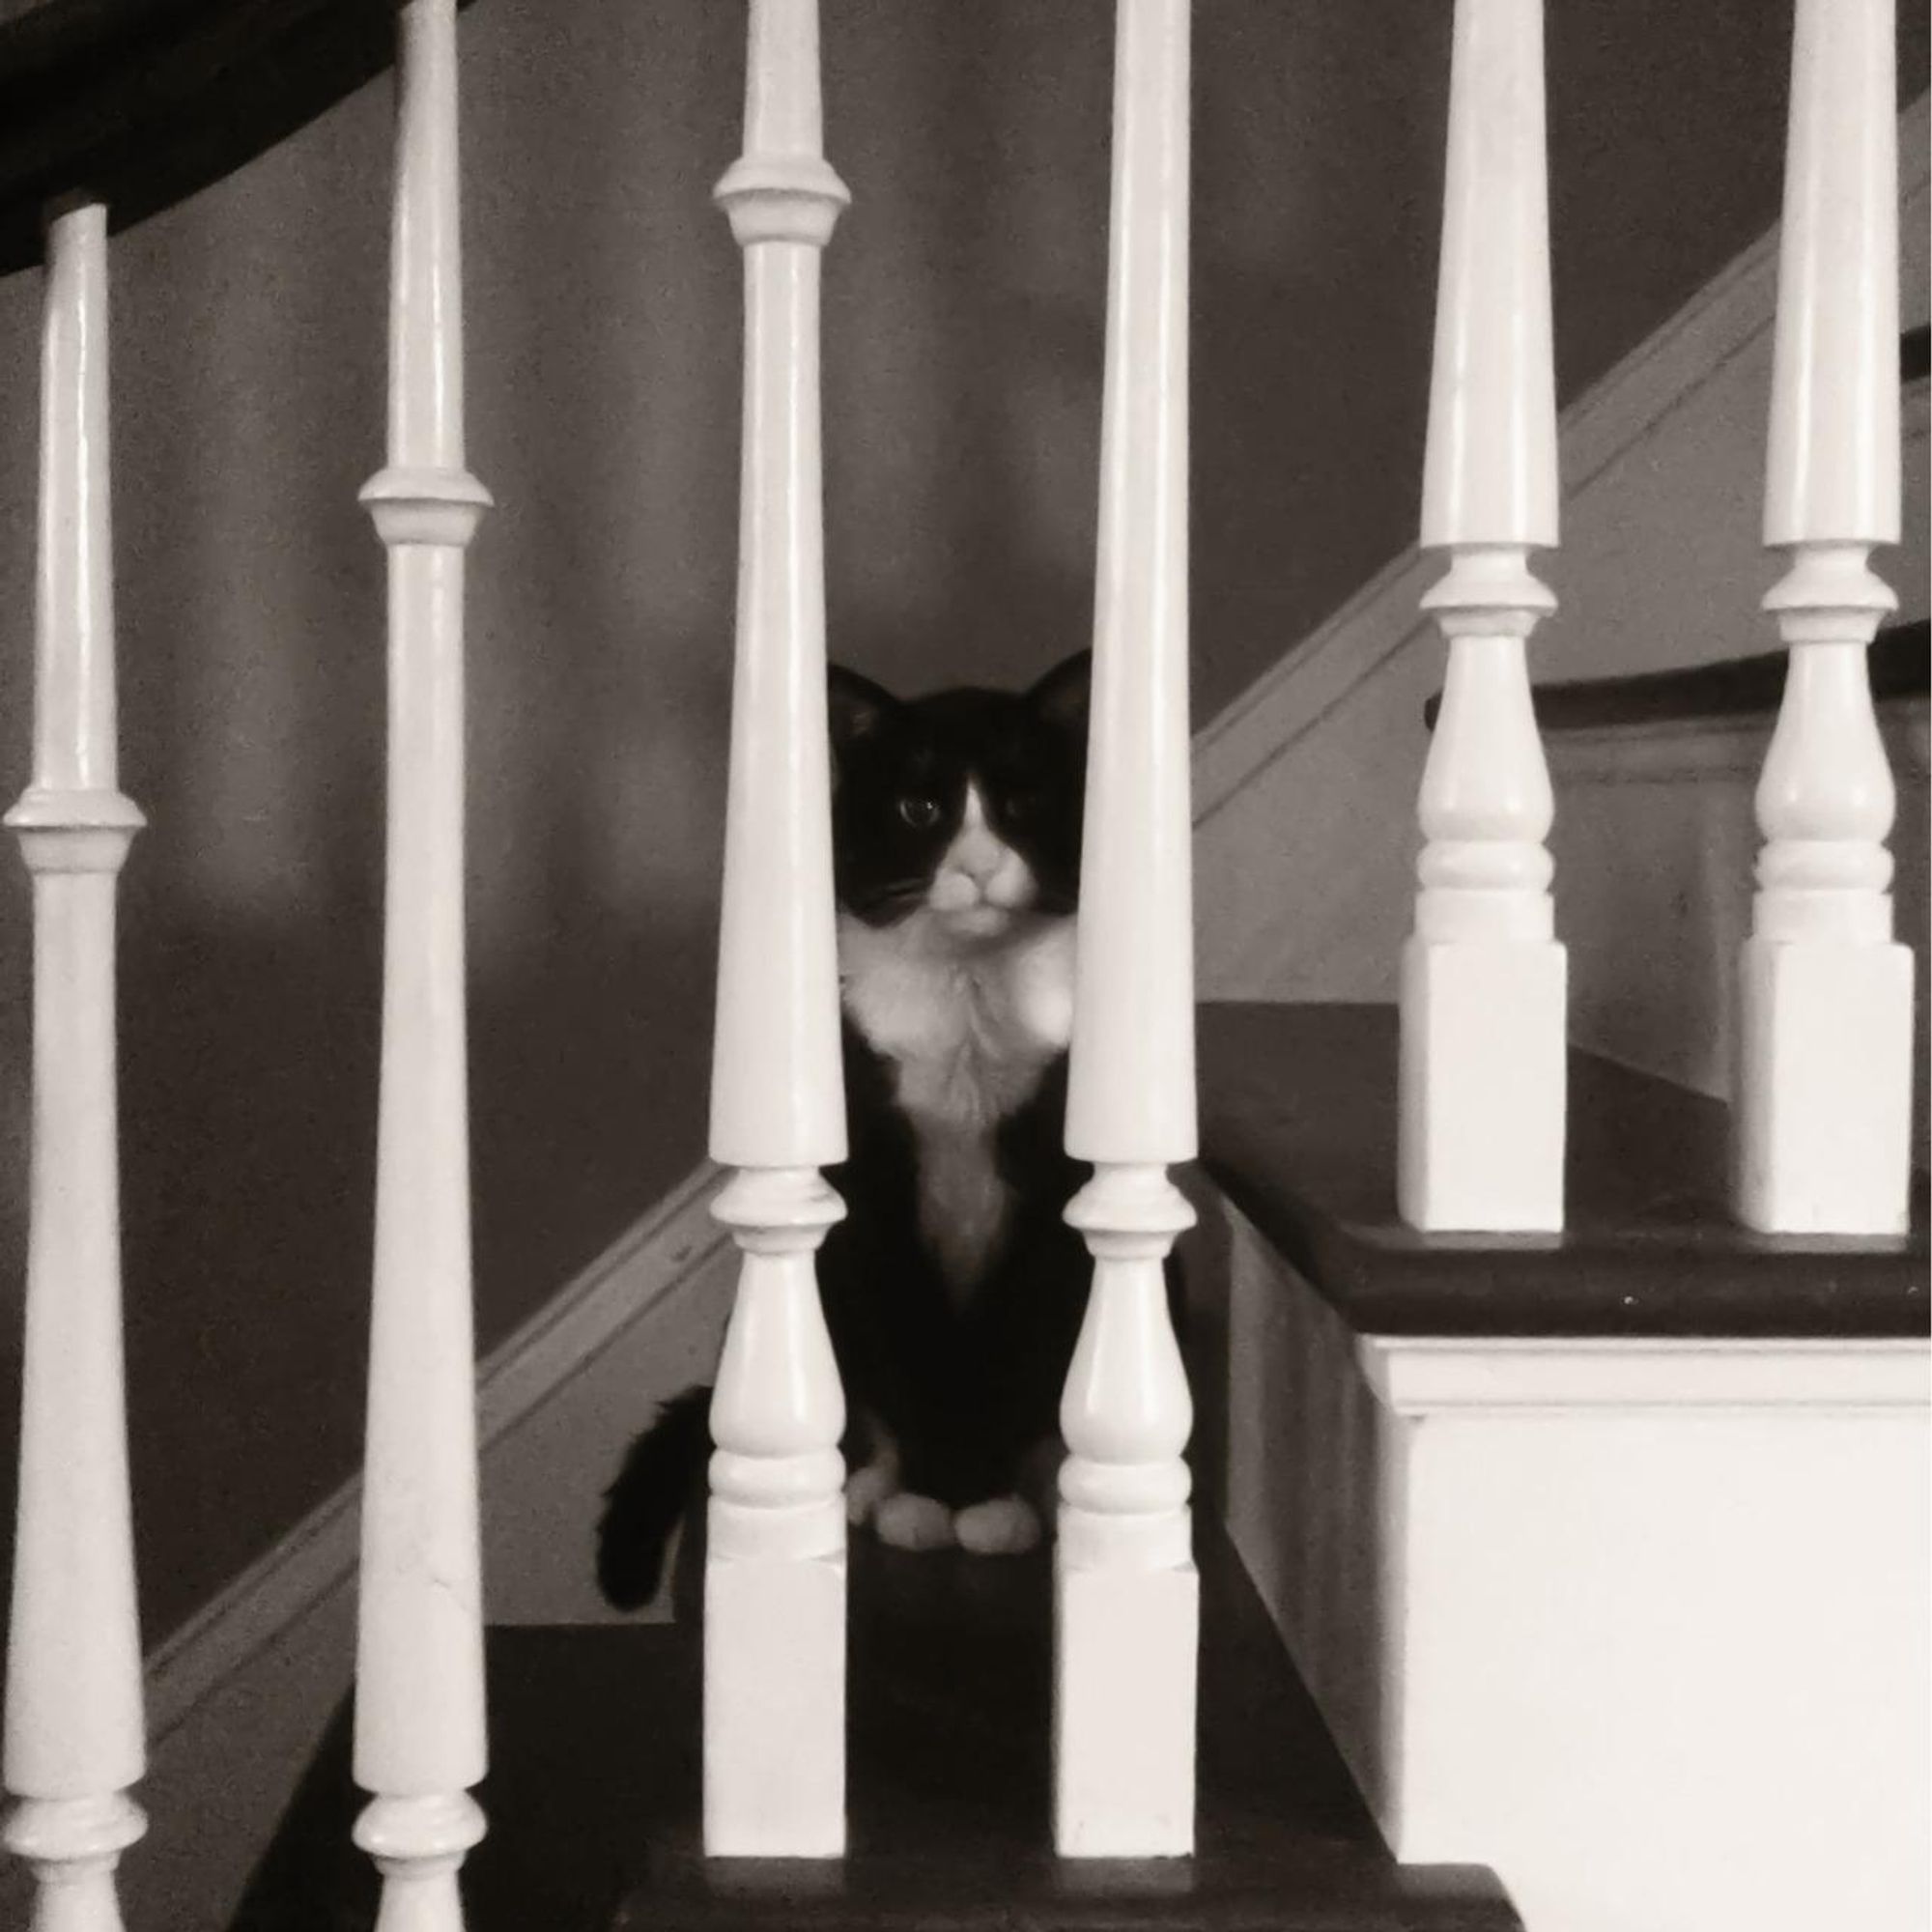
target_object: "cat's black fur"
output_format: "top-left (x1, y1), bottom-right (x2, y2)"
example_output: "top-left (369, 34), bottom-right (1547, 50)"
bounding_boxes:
top-left (815, 652), bottom-right (1094, 1504)
top-left (596, 651), bottom-right (1098, 1610)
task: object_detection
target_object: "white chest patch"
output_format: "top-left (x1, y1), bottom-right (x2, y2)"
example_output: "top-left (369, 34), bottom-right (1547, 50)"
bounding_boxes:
top-left (839, 905), bottom-right (1075, 1296)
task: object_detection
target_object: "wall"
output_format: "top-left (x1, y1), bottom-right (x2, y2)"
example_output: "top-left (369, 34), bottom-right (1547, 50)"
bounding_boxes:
top-left (0, 1), bottom-right (1921, 1647)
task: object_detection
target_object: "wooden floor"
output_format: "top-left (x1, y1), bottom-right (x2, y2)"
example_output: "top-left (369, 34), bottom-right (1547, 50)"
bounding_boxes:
top-left (229, 1525), bottom-right (1518, 1931)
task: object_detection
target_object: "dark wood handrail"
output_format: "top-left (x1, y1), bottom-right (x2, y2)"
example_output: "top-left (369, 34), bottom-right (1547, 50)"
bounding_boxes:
top-left (1422, 617), bottom-right (1928, 734)
top-left (1418, 320), bottom-right (1928, 736)
top-left (0, 0), bottom-right (477, 278)
top-left (1531, 616), bottom-right (1928, 734)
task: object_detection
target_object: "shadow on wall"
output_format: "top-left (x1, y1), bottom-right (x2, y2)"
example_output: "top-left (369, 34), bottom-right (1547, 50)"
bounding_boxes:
top-left (0, 0), bottom-right (1926, 1648)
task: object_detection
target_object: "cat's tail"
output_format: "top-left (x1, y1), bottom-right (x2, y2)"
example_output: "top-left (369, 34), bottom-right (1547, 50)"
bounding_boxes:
top-left (595, 1384), bottom-right (713, 1610)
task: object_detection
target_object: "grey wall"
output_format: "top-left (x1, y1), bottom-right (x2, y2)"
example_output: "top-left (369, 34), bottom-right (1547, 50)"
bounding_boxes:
top-left (0, 0), bottom-right (1923, 1641)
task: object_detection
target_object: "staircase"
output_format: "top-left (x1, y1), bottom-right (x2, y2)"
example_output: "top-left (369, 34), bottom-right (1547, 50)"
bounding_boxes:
top-left (228, 1000), bottom-right (1926, 1931)
top-left (1199, 1007), bottom-right (1928, 1932)
top-left (1, 0), bottom-right (1927, 1930)
top-left (233, 1526), bottom-right (1520, 1932)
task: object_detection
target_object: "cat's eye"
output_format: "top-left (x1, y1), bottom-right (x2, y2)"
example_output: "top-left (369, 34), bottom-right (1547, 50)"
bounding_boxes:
top-left (1002, 787), bottom-right (1044, 823)
top-left (897, 794), bottom-right (942, 830)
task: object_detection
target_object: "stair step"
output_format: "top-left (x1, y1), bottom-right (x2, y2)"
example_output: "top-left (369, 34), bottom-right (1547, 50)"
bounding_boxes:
top-left (1199, 1002), bottom-right (1929, 1337)
top-left (231, 1526), bottom-right (1518, 1931)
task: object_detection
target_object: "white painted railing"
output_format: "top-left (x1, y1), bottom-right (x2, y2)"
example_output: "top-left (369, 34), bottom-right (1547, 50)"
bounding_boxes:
top-left (352, 0), bottom-right (494, 1924)
top-left (1400, 0), bottom-right (1566, 1235)
top-left (1739, 0), bottom-right (1912, 1235)
top-left (704, 0), bottom-right (851, 1861)
top-left (2, 201), bottom-right (149, 1932)
top-left (1056, 0), bottom-right (1199, 1861)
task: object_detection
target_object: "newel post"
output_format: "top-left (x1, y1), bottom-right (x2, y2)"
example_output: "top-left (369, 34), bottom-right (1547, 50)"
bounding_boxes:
top-left (704, 0), bottom-right (851, 1859)
top-left (1400, 0), bottom-right (1567, 1234)
top-left (3, 202), bottom-right (149, 1932)
top-left (1056, 0), bottom-right (1199, 1859)
top-left (1737, 0), bottom-right (1911, 1234)
top-left (352, 0), bottom-right (494, 1923)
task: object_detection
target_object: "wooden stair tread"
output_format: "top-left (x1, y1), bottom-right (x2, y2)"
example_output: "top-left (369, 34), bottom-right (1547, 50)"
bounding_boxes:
top-left (230, 1526), bottom-right (1518, 1931)
top-left (1199, 1002), bottom-right (1929, 1338)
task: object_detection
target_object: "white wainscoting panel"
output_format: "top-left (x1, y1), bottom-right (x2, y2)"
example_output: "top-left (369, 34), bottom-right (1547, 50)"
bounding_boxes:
top-left (1550, 700), bottom-right (1929, 1167)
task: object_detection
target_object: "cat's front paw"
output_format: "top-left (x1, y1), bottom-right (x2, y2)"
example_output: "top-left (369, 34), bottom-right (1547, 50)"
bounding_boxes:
top-left (874, 1492), bottom-right (956, 1551)
top-left (954, 1495), bottom-right (1041, 1555)
top-left (845, 1459), bottom-right (899, 1526)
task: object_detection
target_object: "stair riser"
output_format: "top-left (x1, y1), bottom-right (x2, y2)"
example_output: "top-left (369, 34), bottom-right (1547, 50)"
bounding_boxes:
top-left (1220, 1200), bottom-right (1932, 1932)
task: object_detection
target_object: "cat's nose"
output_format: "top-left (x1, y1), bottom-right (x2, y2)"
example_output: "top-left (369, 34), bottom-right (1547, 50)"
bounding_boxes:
top-left (937, 809), bottom-right (1009, 892)
top-left (930, 869), bottom-right (986, 912)
top-left (934, 834), bottom-right (1006, 897)
top-left (932, 849), bottom-right (1037, 916)
top-left (950, 838), bottom-right (1006, 887)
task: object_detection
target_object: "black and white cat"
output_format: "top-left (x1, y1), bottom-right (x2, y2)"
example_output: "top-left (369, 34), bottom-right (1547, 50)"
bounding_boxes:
top-left (595, 650), bottom-right (1094, 1608)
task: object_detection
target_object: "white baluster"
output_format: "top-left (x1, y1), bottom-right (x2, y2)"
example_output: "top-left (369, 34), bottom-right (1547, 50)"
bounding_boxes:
top-left (353, 0), bottom-right (493, 1923)
top-left (1737, 0), bottom-right (1910, 1234)
top-left (1400, 0), bottom-right (1566, 1234)
top-left (704, 0), bottom-right (850, 1861)
top-left (2, 202), bottom-right (147, 1932)
top-left (1056, 0), bottom-right (1198, 1860)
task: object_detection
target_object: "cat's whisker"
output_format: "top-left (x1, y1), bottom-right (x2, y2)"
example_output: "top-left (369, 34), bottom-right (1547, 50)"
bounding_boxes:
top-left (857, 879), bottom-right (932, 918)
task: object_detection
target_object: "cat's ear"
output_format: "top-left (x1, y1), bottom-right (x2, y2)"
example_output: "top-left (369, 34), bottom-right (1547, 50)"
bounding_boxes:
top-left (1027, 649), bottom-right (1092, 737)
top-left (828, 664), bottom-right (898, 762)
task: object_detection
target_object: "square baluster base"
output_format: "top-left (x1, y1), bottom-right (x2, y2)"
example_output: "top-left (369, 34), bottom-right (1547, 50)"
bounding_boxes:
top-left (703, 1549), bottom-right (846, 1857)
top-left (1399, 936), bottom-right (1568, 1233)
top-left (1053, 1557), bottom-right (1199, 1858)
top-left (1736, 935), bottom-right (1915, 1235)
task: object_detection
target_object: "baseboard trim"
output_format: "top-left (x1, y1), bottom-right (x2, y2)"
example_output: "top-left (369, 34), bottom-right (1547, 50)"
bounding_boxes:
top-left (1357, 1332), bottom-right (1932, 1414)
top-left (1190, 92), bottom-right (1931, 831)
top-left (145, 1157), bottom-right (727, 1747)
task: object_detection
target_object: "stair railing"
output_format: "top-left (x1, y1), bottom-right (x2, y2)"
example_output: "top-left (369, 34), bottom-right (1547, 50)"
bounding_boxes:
top-left (2, 199), bottom-right (149, 1932)
top-left (703, 0), bottom-right (852, 1859)
top-left (1, 0), bottom-right (1919, 1911)
top-left (1400, 0), bottom-right (1567, 1235)
top-left (351, 0), bottom-right (494, 1924)
top-left (1056, 0), bottom-right (1200, 1859)
top-left (1740, 0), bottom-right (1912, 1234)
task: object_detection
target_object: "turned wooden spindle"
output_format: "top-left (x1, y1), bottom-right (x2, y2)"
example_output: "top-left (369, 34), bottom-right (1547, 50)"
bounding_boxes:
top-left (1401, 0), bottom-right (1566, 1234)
top-left (353, 1), bottom-right (494, 1924)
top-left (1056, 0), bottom-right (1199, 1860)
top-left (3, 201), bottom-right (148, 1932)
top-left (704, 0), bottom-right (851, 1860)
top-left (1737, 0), bottom-right (1910, 1234)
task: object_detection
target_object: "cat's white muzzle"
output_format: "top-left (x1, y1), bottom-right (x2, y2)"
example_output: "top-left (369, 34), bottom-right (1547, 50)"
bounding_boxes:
top-left (937, 897), bottom-right (1021, 940)
top-left (930, 873), bottom-right (1035, 942)
top-left (927, 783), bottom-right (1037, 940)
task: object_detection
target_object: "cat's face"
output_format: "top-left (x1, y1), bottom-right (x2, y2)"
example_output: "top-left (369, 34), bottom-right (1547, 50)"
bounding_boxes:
top-left (829, 652), bottom-right (1090, 947)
